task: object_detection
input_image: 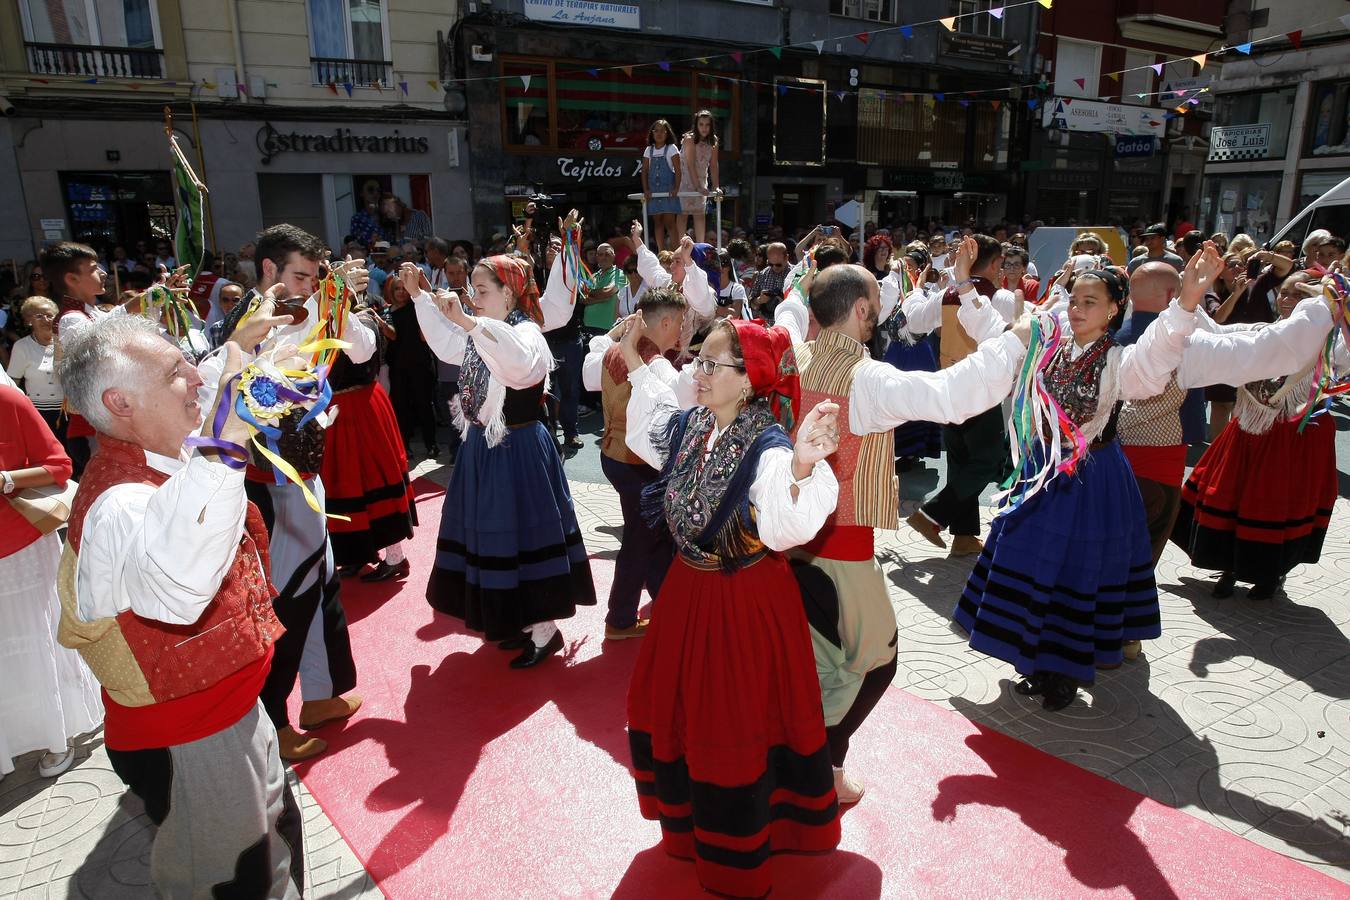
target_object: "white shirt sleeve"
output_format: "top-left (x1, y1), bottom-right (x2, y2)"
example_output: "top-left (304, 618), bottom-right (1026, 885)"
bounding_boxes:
top-left (1177, 298), bottom-right (1334, 389)
top-left (956, 287), bottom-right (1010, 344)
top-left (681, 258), bottom-right (717, 318)
top-left (75, 456), bottom-right (248, 625)
top-left (541, 251), bottom-right (576, 333)
top-left (774, 293), bottom-right (809, 346)
top-left (900, 286), bottom-right (943, 333)
top-left (411, 289), bottom-right (469, 365)
top-left (624, 363), bottom-right (682, 469)
top-left (749, 447), bottom-right (840, 552)
top-left (849, 331), bottom-right (1027, 433)
top-left (990, 288), bottom-right (1018, 325)
top-left (635, 242), bottom-right (672, 290)
top-left (1117, 300), bottom-right (1199, 401)
top-left (340, 308), bottom-right (377, 364)
top-left (470, 318), bottom-right (550, 388)
top-left (582, 333), bottom-right (613, 392)
top-left (879, 273), bottom-right (899, 323)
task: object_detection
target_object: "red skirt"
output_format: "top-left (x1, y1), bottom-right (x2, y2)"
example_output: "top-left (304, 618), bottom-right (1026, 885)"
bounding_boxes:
top-left (628, 554), bottom-right (840, 898)
top-left (1173, 414), bottom-right (1337, 584)
top-left (321, 383), bottom-right (417, 567)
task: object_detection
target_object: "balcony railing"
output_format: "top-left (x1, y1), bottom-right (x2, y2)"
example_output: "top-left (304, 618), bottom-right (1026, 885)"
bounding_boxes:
top-left (26, 41), bottom-right (165, 79)
top-left (311, 57), bottom-right (393, 88)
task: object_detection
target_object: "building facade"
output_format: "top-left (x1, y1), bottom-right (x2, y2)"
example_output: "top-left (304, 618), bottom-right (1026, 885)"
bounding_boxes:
top-left (0, 0), bottom-right (467, 264)
top-left (1200, 0), bottom-right (1350, 243)
top-left (1025, 0), bottom-right (1226, 226)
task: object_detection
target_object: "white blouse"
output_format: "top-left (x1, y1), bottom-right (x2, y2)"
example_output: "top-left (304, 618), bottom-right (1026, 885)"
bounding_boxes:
top-left (623, 365), bottom-right (839, 552)
top-left (582, 333), bottom-right (698, 408)
top-left (6, 335), bottom-right (63, 408)
top-left (1176, 298), bottom-right (1344, 390)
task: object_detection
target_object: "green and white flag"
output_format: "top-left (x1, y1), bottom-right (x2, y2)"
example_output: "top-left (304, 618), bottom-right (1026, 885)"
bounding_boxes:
top-left (172, 139), bottom-right (205, 278)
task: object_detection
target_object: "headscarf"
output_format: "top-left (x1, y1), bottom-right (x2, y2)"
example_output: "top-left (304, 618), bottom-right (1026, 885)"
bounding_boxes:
top-left (730, 319), bottom-right (800, 431)
top-left (479, 255), bottom-right (542, 325)
top-left (690, 243), bottom-right (721, 293)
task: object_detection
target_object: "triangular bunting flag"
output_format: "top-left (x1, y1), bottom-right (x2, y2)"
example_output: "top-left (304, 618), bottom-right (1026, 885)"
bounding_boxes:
top-left (1187, 97), bottom-right (1200, 105)
top-left (237, 82), bottom-right (247, 96)
top-left (992, 99), bottom-right (1001, 110)
top-left (520, 74), bottom-right (531, 92)
top-left (1150, 63), bottom-right (1163, 76)
top-left (658, 61), bottom-right (671, 71)
top-left (834, 90), bottom-right (847, 101)
top-left (1027, 98), bottom-right (1038, 110)
top-left (778, 84), bottom-right (789, 96)
top-left (1038, 0), bottom-right (1052, 7)
top-left (769, 47), bottom-right (782, 59)
top-left (586, 68), bottom-right (599, 77)
top-left (988, 6), bottom-right (1004, 19)
top-left (1107, 72), bottom-right (1120, 82)
top-left (1073, 77), bottom-right (1085, 89)
top-left (342, 82), bottom-right (353, 97)
top-left (399, 80), bottom-right (408, 95)
top-left (900, 25), bottom-right (914, 39)
top-left (1288, 30), bottom-right (1302, 49)
top-left (811, 39), bottom-right (823, 54)
top-left (856, 33), bottom-right (870, 45)
top-left (621, 65), bottom-right (633, 77)
top-left (1099, 95), bottom-right (1111, 102)
top-left (1235, 43), bottom-right (1252, 54)
top-left (940, 16), bottom-right (956, 31)
top-left (731, 51), bottom-right (743, 64)
top-left (426, 79), bottom-right (440, 90)
top-left (1191, 53), bottom-right (1206, 70)
top-left (327, 81), bottom-right (339, 95)
top-left (934, 92), bottom-right (945, 101)
top-left (1136, 93), bottom-right (1147, 99)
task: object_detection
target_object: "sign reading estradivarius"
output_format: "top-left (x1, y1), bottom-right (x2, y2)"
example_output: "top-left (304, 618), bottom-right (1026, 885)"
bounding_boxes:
top-left (523, 0), bottom-right (640, 30)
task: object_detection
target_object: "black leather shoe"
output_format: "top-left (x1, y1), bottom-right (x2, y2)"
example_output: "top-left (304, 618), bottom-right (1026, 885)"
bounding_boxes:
top-left (337, 564), bottom-right (364, 578)
top-left (1041, 676), bottom-right (1078, 712)
top-left (510, 630), bottom-right (564, 668)
top-left (1212, 571), bottom-right (1237, 599)
top-left (1013, 676), bottom-right (1044, 696)
top-left (1247, 578), bottom-right (1283, 601)
top-left (427, 444), bottom-right (441, 459)
top-left (360, 559), bottom-right (410, 582)
top-left (497, 633), bottom-right (532, 651)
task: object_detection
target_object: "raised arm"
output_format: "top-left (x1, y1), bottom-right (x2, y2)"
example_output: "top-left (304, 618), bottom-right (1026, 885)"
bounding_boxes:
top-left (411, 289), bottom-right (468, 364)
top-left (467, 319), bottom-right (550, 388)
top-left (1178, 296), bottom-right (1334, 389)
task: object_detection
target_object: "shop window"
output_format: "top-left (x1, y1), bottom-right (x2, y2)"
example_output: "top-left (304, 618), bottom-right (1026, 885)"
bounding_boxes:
top-left (956, 0), bottom-right (1003, 38)
top-left (774, 78), bottom-right (826, 166)
top-left (1053, 38), bottom-right (1100, 99)
top-left (555, 67), bottom-right (689, 153)
top-left (1290, 172), bottom-right (1350, 248)
top-left (503, 60), bottom-right (552, 148)
top-left (1210, 88), bottom-right (1294, 160)
top-left (1200, 174), bottom-right (1280, 242)
top-left (1307, 82), bottom-right (1350, 157)
top-left (857, 90), bottom-right (976, 171)
top-left (694, 74), bottom-right (738, 154)
top-left (969, 104), bottom-right (1008, 172)
top-left (830, 0), bottom-right (897, 23)
top-left (307, 0), bottom-right (392, 86)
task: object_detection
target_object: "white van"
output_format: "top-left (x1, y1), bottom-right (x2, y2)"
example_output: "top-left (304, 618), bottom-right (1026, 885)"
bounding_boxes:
top-left (1270, 175), bottom-right (1350, 249)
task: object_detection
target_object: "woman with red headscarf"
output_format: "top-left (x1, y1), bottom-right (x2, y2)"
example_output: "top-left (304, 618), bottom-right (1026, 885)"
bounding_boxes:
top-left (403, 240), bottom-right (596, 669)
top-left (618, 315), bottom-right (844, 897)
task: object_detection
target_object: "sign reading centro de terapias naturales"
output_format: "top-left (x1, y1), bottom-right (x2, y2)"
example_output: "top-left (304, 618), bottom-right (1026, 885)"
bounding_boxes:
top-left (523, 0), bottom-right (640, 30)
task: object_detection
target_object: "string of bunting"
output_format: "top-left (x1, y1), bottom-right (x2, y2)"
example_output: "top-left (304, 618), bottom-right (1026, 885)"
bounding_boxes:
top-left (16, 11), bottom-right (1347, 111)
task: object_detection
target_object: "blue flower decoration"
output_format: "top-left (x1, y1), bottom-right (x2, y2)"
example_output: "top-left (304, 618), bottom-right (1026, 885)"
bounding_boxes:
top-left (249, 376), bottom-right (280, 408)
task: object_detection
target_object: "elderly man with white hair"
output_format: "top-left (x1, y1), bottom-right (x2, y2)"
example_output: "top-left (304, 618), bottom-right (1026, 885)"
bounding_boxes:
top-left (55, 309), bottom-right (306, 899)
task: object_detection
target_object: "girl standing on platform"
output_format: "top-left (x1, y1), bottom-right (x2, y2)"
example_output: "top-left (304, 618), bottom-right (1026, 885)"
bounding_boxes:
top-left (621, 315), bottom-right (843, 897)
top-left (679, 110), bottom-right (720, 245)
top-left (955, 254), bottom-right (1211, 712)
top-left (405, 233), bottom-right (596, 668)
top-left (642, 119), bottom-right (682, 253)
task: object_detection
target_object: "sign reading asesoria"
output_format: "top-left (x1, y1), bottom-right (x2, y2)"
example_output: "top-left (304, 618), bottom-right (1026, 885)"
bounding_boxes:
top-left (523, 0), bottom-right (640, 30)
top-left (1042, 97), bottom-right (1165, 137)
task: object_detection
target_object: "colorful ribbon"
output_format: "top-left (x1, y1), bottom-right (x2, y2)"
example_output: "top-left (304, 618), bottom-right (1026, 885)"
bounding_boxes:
top-left (143, 283), bottom-right (196, 340)
top-left (560, 223), bottom-right (593, 306)
top-left (1296, 272), bottom-right (1350, 432)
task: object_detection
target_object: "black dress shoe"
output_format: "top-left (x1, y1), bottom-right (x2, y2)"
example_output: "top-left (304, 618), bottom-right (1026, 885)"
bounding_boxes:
top-left (360, 559), bottom-right (410, 582)
top-left (497, 633), bottom-right (532, 651)
top-left (1212, 571), bottom-right (1237, 599)
top-left (1247, 577), bottom-right (1283, 601)
top-left (427, 444), bottom-right (441, 459)
top-left (510, 630), bottom-right (564, 668)
top-left (337, 564), bottom-right (364, 578)
top-left (1041, 675), bottom-right (1078, 712)
top-left (1013, 675), bottom-right (1044, 696)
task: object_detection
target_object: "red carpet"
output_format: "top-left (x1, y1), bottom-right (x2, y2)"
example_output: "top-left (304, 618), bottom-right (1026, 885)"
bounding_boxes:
top-left (290, 481), bottom-right (1347, 899)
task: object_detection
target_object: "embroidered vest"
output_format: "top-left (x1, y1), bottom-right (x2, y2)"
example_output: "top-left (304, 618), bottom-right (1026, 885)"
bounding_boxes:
top-left (938, 276), bottom-right (995, 369)
top-left (795, 330), bottom-right (899, 531)
top-left (600, 339), bottom-right (660, 467)
top-left (57, 436), bottom-right (284, 708)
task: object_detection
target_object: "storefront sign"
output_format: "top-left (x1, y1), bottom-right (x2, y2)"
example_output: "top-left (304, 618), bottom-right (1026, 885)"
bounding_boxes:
top-left (943, 33), bottom-right (1011, 62)
top-left (1043, 98), bottom-right (1165, 137)
top-left (882, 170), bottom-right (997, 192)
top-left (255, 122), bottom-right (430, 165)
top-left (1114, 136), bottom-right (1156, 158)
top-left (1208, 124), bottom-right (1271, 162)
top-left (555, 156), bottom-right (642, 183)
top-left (523, 0), bottom-right (640, 30)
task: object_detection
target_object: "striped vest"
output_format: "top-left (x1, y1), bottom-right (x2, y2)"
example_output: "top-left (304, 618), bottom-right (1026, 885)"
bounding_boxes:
top-left (795, 329), bottom-right (899, 531)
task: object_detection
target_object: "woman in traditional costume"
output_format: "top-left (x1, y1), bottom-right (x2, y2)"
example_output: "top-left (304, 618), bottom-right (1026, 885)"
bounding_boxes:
top-left (405, 250), bottom-right (596, 668)
top-left (876, 240), bottom-right (942, 467)
top-left (1172, 269), bottom-right (1347, 600)
top-left (620, 315), bottom-right (844, 897)
top-left (955, 255), bottom-right (1209, 712)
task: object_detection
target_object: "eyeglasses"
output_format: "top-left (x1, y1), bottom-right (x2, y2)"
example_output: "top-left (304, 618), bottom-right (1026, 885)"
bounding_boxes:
top-left (1002, 261), bottom-right (1024, 269)
top-left (691, 356), bottom-right (745, 376)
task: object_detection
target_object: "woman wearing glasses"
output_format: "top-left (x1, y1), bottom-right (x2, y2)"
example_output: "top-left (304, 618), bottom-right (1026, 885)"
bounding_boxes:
top-left (618, 315), bottom-right (843, 897)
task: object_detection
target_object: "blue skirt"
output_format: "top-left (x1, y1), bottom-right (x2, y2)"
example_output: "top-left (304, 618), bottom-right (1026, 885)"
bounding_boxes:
top-left (884, 338), bottom-right (941, 460)
top-left (427, 422), bottom-right (596, 640)
top-left (953, 440), bottom-right (1160, 684)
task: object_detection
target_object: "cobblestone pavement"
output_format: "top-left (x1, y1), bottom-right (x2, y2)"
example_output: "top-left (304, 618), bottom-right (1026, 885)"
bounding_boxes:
top-left (3, 426), bottom-right (1348, 896)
